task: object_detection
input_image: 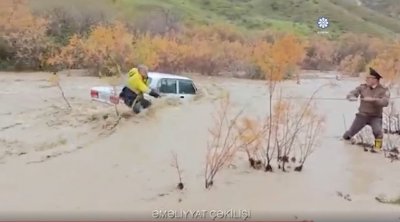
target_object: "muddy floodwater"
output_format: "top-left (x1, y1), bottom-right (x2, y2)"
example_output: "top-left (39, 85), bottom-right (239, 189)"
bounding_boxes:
top-left (0, 71), bottom-right (399, 221)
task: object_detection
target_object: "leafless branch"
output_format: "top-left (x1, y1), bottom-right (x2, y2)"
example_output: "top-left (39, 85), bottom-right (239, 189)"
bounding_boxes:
top-left (205, 94), bottom-right (244, 189)
top-left (171, 150), bottom-right (184, 190)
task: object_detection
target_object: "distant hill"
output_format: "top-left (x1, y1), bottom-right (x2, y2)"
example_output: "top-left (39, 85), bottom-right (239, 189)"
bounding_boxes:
top-left (116, 0), bottom-right (400, 38)
top-left (361, 0), bottom-right (400, 19)
top-left (29, 0), bottom-right (400, 39)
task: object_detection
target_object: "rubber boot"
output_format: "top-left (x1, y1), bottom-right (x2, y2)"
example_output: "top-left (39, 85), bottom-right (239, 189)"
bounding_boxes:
top-left (371, 139), bottom-right (382, 153)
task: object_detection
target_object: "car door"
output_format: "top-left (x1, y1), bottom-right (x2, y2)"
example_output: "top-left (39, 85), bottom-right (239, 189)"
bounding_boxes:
top-left (177, 79), bottom-right (197, 100)
top-left (158, 78), bottom-right (179, 99)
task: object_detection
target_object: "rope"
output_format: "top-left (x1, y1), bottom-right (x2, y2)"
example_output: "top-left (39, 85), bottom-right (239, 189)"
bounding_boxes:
top-left (276, 96), bottom-right (400, 101)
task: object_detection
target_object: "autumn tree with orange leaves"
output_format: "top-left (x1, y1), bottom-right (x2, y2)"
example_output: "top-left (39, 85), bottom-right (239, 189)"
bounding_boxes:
top-left (338, 54), bottom-right (365, 77)
top-left (83, 22), bottom-right (136, 76)
top-left (149, 35), bottom-right (190, 73)
top-left (252, 34), bottom-right (305, 82)
top-left (2, 0), bottom-right (400, 84)
top-left (302, 35), bottom-right (336, 71)
top-left (0, 0), bottom-right (50, 70)
top-left (48, 22), bottom-right (138, 75)
top-left (251, 34), bottom-right (305, 171)
top-left (47, 34), bottom-right (85, 71)
top-left (368, 41), bottom-right (400, 88)
top-left (335, 34), bottom-right (387, 76)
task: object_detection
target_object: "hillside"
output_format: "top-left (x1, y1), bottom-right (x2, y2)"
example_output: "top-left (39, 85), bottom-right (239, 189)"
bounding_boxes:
top-left (361, 0), bottom-right (400, 19)
top-left (28, 0), bottom-right (400, 38)
top-left (115, 0), bottom-right (400, 38)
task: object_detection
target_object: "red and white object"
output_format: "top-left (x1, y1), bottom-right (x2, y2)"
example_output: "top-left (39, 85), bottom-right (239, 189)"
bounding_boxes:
top-left (90, 87), bottom-right (120, 105)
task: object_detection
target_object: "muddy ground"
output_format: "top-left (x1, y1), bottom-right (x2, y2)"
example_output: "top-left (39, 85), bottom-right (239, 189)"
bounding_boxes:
top-left (0, 71), bottom-right (399, 221)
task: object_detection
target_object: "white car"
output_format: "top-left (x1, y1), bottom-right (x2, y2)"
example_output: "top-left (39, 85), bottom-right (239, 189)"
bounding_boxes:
top-left (90, 72), bottom-right (198, 105)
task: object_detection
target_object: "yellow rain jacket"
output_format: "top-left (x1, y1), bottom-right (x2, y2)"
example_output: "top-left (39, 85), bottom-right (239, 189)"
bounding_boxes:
top-left (126, 68), bottom-right (150, 94)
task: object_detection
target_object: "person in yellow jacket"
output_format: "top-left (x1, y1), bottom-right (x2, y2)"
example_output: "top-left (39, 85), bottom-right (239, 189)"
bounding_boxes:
top-left (119, 64), bottom-right (160, 113)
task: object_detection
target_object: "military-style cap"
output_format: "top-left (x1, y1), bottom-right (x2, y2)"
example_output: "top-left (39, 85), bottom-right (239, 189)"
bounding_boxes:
top-left (369, 67), bottom-right (382, 80)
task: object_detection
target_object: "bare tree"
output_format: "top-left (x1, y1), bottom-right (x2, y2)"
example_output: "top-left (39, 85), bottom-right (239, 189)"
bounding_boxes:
top-left (236, 117), bottom-right (265, 170)
top-left (294, 111), bottom-right (324, 171)
top-left (276, 83), bottom-right (331, 172)
top-left (235, 84), bottom-right (329, 173)
top-left (171, 151), bottom-right (184, 190)
top-left (205, 94), bottom-right (244, 189)
top-left (49, 72), bottom-right (72, 109)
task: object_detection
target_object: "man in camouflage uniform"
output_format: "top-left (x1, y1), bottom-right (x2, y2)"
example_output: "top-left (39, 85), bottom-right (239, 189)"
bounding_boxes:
top-left (343, 67), bottom-right (390, 152)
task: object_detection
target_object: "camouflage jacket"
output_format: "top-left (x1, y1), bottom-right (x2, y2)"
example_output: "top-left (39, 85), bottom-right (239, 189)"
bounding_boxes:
top-left (346, 83), bottom-right (390, 117)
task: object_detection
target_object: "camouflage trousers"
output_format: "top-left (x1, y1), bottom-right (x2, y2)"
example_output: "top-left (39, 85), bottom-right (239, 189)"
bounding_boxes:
top-left (343, 113), bottom-right (383, 140)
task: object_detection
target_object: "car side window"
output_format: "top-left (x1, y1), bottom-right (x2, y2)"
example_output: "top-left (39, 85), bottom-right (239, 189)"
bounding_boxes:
top-left (159, 78), bottom-right (177, 94)
top-left (178, 79), bottom-right (196, 94)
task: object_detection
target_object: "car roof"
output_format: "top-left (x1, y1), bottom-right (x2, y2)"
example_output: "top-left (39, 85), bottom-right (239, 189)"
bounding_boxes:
top-left (148, 72), bottom-right (192, 81)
